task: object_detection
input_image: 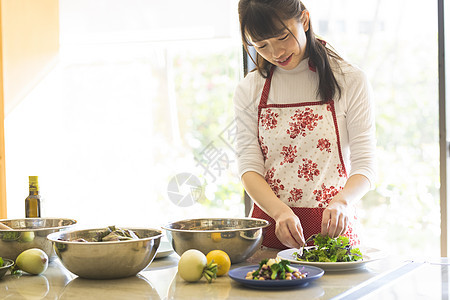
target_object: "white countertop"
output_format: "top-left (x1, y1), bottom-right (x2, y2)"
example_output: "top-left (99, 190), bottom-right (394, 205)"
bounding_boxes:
top-left (0, 249), bottom-right (447, 299)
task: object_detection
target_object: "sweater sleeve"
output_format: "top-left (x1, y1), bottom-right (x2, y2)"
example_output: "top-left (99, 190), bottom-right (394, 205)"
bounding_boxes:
top-left (342, 67), bottom-right (378, 189)
top-left (233, 74), bottom-right (266, 179)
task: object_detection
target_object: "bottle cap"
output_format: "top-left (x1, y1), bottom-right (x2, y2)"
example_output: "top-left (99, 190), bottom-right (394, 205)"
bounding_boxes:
top-left (29, 176), bottom-right (38, 182)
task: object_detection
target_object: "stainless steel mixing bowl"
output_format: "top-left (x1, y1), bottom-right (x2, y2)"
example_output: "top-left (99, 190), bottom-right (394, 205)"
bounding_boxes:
top-left (47, 228), bottom-right (162, 279)
top-left (0, 218), bottom-right (77, 261)
top-left (162, 218), bottom-right (270, 264)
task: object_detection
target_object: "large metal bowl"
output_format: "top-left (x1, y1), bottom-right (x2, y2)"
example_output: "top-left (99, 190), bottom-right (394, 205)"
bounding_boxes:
top-left (47, 228), bottom-right (162, 279)
top-left (162, 218), bottom-right (269, 264)
top-left (0, 218), bottom-right (77, 261)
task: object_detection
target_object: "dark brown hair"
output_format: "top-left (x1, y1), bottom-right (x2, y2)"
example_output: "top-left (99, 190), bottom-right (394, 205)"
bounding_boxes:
top-left (238, 0), bottom-right (342, 102)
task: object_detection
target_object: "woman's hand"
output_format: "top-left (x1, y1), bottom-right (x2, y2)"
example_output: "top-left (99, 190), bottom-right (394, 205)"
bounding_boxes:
top-left (321, 175), bottom-right (370, 238)
top-left (321, 198), bottom-right (349, 238)
top-left (274, 210), bottom-right (305, 249)
top-left (242, 171), bottom-right (306, 248)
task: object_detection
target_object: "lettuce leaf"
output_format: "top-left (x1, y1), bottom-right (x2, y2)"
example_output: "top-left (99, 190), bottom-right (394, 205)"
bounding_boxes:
top-left (297, 234), bottom-right (363, 262)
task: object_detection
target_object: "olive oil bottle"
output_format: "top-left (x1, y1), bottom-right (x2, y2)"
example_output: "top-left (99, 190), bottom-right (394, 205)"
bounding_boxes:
top-left (25, 176), bottom-right (41, 218)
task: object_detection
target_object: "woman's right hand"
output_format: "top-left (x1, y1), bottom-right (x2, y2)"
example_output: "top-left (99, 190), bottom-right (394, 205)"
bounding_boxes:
top-left (274, 210), bottom-right (305, 249)
top-left (242, 171), bottom-right (306, 248)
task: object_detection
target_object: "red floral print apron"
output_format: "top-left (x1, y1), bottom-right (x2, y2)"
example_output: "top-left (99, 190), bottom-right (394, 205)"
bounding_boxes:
top-left (251, 65), bottom-right (360, 249)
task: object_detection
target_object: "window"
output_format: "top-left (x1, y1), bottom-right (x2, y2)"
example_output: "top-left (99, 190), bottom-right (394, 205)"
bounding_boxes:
top-left (307, 0), bottom-right (439, 257)
top-left (5, 0), bottom-right (244, 228)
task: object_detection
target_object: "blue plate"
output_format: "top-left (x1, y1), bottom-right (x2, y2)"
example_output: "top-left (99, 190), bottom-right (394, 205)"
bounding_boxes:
top-left (228, 264), bottom-right (324, 289)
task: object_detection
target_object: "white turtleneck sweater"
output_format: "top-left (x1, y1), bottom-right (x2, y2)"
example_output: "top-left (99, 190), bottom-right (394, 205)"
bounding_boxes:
top-left (233, 58), bottom-right (377, 189)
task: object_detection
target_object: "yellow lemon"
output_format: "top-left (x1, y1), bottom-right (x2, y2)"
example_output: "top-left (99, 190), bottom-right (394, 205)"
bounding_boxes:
top-left (206, 250), bottom-right (231, 276)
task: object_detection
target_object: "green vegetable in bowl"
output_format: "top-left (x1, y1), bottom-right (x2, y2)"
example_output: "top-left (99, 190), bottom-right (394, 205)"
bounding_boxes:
top-left (70, 226), bottom-right (140, 242)
top-left (295, 234), bottom-right (363, 262)
top-left (97, 226), bottom-right (140, 241)
top-left (245, 258), bottom-right (307, 280)
top-left (0, 231), bottom-right (20, 241)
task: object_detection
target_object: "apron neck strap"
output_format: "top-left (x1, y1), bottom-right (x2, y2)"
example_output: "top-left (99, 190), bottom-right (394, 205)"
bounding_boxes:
top-left (259, 66), bottom-right (275, 106)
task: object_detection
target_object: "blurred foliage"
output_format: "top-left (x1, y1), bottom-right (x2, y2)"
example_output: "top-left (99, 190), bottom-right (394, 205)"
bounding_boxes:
top-left (171, 44), bottom-right (244, 211)
top-left (369, 39), bottom-right (439, 257)
top-left (173, 49), bottom-right (238, 150)
top-left (331, 9), bottom-right (440, 256)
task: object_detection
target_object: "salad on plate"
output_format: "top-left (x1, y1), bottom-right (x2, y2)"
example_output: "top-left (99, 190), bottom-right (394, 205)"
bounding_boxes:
top-left (245, 257), bottom-right (307, 280)
top-left (294, 234), bottom-right (363, 262)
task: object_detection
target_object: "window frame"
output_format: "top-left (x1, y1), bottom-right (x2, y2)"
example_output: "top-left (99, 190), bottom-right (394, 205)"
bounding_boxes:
top-left (439, 0), bottom-right (449, 257)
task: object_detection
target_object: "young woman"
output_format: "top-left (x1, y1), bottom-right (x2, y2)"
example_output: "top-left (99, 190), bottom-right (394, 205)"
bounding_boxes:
top-left (234, 0), bottom-right (377, 249)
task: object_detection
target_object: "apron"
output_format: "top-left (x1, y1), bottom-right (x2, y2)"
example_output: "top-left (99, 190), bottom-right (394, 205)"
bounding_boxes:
top-left (251, 64), bottom-right (360, 249)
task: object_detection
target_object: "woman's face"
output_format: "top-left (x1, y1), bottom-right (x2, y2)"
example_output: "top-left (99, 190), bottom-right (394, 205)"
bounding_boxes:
top-left (249, 12), bottom-right (310, 70)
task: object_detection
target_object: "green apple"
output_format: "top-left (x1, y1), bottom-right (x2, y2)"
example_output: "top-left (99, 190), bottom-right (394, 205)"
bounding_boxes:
top-left (15, 248), bottom-right (48, 275)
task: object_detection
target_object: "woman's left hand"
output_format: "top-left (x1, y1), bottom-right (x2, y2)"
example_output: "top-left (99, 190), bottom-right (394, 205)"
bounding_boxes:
top-left (321, 175), bottom-right (371, 238)
top-left (321, 198), bottom-right (349, 238)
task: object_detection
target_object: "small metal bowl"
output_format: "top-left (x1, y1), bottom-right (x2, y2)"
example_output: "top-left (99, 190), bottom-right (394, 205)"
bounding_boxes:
top-left (162, 218), bottom-right (270, 264)
top-left (0, 218), bottom-right (77, 261)
top-left (47, 228), bottom-right (162, 279)
top-left (0, 258), bottom-right (14, 280)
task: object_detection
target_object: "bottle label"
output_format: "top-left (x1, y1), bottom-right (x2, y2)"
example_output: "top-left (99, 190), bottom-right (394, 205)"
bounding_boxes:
top-left (28, 176), bottom-right (39, 192)
top-left (29, 183), bottom-right (39, 192)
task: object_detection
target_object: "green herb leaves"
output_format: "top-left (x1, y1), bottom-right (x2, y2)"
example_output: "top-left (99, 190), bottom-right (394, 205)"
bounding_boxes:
top-left (296, 234), bottom-right (363, 262)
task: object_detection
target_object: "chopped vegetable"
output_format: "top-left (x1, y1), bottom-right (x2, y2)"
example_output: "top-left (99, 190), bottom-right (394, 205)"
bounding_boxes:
top-left (0, 257), bottom-right (3, 267)
top-left (69, 226), bottom-right (140, 242)
top-left (294, 234), bottom-right (363, 262)
top-left (245, 257), bottom-right (307, 280)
